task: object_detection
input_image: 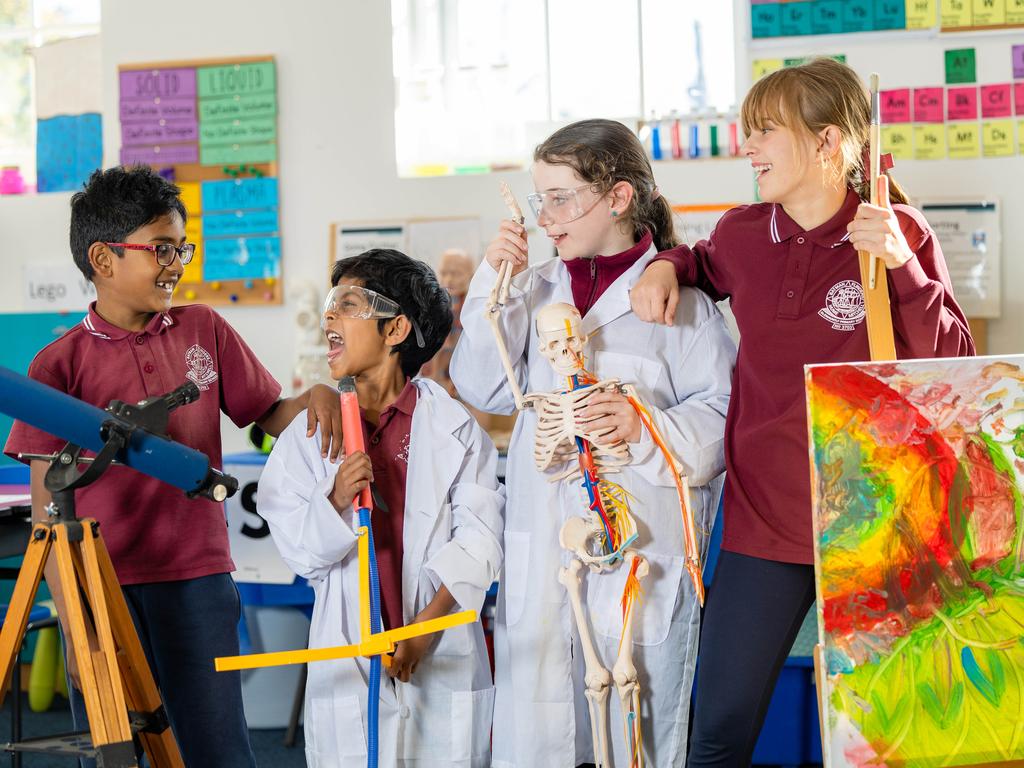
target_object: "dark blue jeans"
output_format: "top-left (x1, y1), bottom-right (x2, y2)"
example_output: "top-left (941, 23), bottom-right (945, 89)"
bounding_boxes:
top-left (68, 573), bottom-right (257, 768)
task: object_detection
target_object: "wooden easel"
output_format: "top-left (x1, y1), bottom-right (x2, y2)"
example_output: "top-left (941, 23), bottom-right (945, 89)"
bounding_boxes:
top-left (0, 448), bottom-right (183, 767)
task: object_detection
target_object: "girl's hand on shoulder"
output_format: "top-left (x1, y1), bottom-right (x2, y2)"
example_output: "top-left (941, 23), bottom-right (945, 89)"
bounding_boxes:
top-left (576, 391), bottom-right (642, 444)
top-left (629, 260), bottom-right (679, 326)
top-left (847, 175), bottom-right (914, 270)
top-left (485, 219), bottom-right (529, 277)
top-left (306, 384), bottom-right (344, 461)
top-left (328, 451), bottom-right (372, 513)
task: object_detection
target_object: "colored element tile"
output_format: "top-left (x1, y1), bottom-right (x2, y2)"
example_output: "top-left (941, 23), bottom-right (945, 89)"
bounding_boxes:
top-left (945, 48), bottom-right (976, 84)
top-left (913, 87), bottom-right (945, 122)
top-left (913, 123), bottom-right (947, 158)
top-left (981, 119), bottom-right (1015, 155)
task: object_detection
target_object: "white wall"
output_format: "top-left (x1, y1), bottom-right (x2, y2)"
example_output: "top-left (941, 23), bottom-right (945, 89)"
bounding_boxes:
top-left (1, 0), bottom-right (1021, 454)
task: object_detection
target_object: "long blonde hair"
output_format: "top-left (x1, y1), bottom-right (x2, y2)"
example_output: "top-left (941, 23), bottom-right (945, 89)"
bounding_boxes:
top-left (741, 57), bottom-right (908, 204)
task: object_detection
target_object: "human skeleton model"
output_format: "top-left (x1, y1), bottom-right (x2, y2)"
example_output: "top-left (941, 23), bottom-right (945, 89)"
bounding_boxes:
top-left (486, 184), bottom-right (706, 768)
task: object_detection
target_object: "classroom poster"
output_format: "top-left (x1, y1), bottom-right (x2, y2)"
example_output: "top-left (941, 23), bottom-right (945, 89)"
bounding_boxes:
top-left (117, 57), bottom-right (282, 306)
top-left (920, 200), bottom-right (1001, 318)
top-left (807, 355), bottom-right (1024, 767)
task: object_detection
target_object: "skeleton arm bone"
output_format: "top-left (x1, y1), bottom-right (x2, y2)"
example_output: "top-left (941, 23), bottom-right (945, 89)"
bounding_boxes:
top-left (450, 260), bottom-right (533, 415)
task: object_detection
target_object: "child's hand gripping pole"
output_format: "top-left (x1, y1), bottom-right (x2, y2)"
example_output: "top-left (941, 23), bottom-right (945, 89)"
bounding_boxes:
top-left (486, 182), bottom-right (530, 410)
top-left (339, 376), bottom-right (384, 768)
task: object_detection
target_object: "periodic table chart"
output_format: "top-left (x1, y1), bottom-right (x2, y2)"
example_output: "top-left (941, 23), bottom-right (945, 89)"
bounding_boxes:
top-left (117, 56), bottom-right (282, 306)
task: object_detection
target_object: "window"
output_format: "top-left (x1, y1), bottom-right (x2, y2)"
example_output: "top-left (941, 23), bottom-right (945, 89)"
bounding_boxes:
top-left (0, 0), bottom-right (100, 186)
top-left (391, 0), bottom-right (735, 177)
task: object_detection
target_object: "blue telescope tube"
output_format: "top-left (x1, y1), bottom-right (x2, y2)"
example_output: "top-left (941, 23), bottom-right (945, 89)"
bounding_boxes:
top-left (0, 365), bottom-right (212, 494)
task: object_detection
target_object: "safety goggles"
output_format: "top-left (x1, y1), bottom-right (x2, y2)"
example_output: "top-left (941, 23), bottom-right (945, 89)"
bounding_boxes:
top-left (321, 284), bottom-right (425, 347)
top-left (525, 184), bottom-right (603, 225)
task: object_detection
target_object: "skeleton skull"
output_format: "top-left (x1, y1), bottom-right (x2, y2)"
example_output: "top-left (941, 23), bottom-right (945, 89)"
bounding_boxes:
top-left (536, 302), bottom-right (588, 377)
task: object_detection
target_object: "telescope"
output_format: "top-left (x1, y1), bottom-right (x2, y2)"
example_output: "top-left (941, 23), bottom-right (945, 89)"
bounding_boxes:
top-left (0, 365), bottom-right (237, 503)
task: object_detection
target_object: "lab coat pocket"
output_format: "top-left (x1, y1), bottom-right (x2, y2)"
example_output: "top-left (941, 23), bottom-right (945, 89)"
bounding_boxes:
top-left (451, 686), bottom-right (495, 763)
top-left (590, 349), bottom-right (663, 399)
top-left (501, 531), bottom-right (530, 627)
top-left (589, 551), bottom-right (684, 647)
top-left (309, 694), bottom-right (366, 760)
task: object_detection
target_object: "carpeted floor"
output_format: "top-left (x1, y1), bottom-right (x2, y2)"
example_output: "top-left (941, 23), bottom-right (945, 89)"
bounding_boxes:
top-left (0, 694), bottom-right (306, 767)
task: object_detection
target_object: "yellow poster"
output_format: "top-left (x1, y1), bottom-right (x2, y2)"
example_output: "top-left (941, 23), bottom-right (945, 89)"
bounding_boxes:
top-left (972, 0), bottom-right (1007, 25)
top-left (941, 0), bottom-right (973, 26)
top-left (947, 122), bottom-right (981, 158)
top-left (752, 59), bottom-right (785, 81)
top-left (913, 124), bottom-right (947, 159)
top-left (906, 0), bottom-right (939, 26)
top-left (1007, 0), bottom-right (1024, 22)
top-left (881, 125), bottom-right (914, 159)
top-left (178, 182), bottom-right (201, 214)
top-left (982, 120), bottom-right (1015, 156)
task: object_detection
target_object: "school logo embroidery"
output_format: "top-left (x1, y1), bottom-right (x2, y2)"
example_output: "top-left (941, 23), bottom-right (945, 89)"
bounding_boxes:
top-left (817, 280), bottom-right (865, 332)
top-left (184, 344), bottom-right (218, 390)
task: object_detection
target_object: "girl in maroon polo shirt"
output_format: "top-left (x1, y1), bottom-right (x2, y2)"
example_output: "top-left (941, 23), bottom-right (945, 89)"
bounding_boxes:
top-left (629, 58), bottom-right (974, 766)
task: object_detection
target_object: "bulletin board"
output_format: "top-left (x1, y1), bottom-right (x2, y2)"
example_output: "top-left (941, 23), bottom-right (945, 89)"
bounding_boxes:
top-left (117, 55), bottom-right (282, 306)
top-left (328, 217), bottom-right (483, 274)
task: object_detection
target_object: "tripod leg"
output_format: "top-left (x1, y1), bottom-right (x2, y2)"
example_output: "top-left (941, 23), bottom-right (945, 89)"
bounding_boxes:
top-left (91, 529), bottom-right (184, 768)
top-left (0, 524), bottom-right (50, 708)
top-left (53, 523), bottom-right (119, 749)
top-left (80, 528), bottom-right (132, 744)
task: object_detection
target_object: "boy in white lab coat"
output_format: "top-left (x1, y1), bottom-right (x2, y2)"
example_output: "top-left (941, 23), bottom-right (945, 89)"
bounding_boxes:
top-left (259, 249), bottom-right (504, 768)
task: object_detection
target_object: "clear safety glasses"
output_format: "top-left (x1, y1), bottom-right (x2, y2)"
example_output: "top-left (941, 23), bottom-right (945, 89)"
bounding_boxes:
top-left (321, 284), bottom-right (425, 347)
top-left (525, 184), bottom-right (603, 225)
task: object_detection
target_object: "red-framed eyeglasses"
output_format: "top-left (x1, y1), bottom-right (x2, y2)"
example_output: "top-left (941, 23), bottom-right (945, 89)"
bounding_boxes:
top-left (104, 242), bottom-right (196, 267)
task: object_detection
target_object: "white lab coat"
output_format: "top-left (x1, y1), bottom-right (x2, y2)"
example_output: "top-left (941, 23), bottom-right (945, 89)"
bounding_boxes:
top-left (450, 246), bottom-right (735, 768)
top-left (257, 378), bottom-right (505, 768)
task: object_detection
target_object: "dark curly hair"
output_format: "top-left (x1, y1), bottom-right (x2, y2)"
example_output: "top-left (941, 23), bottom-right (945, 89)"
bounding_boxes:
top-left (70, 166), bottom-right (187, 280)
top-left (331, 249), bottom-right (453, 378)
top-left (534, 118), bottom-right (678, 252)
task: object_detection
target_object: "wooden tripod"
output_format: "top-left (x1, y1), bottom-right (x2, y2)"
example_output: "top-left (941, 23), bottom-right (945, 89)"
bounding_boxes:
top-left (0, 456), bottom-right (183, 767)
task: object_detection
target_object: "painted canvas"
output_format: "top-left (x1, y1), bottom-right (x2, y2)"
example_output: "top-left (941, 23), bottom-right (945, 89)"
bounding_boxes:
top-left (806, 355), bottom-right (1024, 767)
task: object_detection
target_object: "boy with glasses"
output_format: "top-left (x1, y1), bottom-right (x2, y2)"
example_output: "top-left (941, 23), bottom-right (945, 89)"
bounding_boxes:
top-left (5, 165), bottom-right (344, 767)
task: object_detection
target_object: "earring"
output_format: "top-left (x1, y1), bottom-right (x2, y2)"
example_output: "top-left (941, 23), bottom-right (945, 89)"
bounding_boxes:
top-left (610, 210), bottom-right (619, 218)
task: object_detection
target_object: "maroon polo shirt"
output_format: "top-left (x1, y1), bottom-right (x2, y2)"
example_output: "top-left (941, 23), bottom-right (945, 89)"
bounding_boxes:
top-left (362, 379), bottom-right (417, 631)
top-left (652, 188), bottom-right (974, 564)
top-left (564, 230), bottom-right (653, 316)
top-left (4, 302), bottom-right (281, 584)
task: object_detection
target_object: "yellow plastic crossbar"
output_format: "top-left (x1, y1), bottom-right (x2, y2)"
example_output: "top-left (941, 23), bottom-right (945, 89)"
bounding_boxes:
top-left (216, 516), bottom-right (478, 673)
top-left (214, 609), bottom-right (477, 672)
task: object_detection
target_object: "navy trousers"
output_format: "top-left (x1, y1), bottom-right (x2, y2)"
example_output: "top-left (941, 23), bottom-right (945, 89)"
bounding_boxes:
top-left (686, 550), bottom-right (816, 768)
top-left (69, 573), bottom-right (257, 768)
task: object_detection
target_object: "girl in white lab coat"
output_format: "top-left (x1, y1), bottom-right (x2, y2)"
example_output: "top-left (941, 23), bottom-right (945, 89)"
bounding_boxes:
top-left (451, 119), bottom-right (736, 767)
top-left (259, 250), bottom-right (504, 768)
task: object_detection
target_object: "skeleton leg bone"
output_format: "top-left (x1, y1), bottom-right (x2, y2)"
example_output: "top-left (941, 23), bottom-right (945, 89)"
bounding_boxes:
top-left (613, 552), bottom-right (650, 767)
top-left (558, 556), bottom-right (612, 768)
